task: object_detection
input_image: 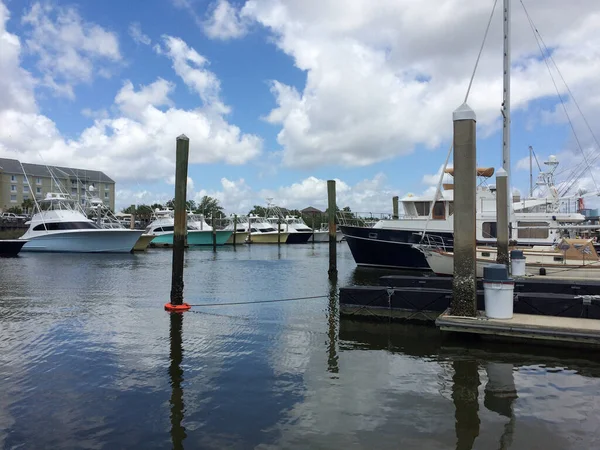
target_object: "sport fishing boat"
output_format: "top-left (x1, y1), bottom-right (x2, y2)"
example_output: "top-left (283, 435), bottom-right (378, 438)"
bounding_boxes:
top-left (267, 215), bottom-right (312, 244)
top-left (247, 215), bottom-right (290, 244)
top-left (223, 215), bottom-right (249, 244)
top-left (312, 223), bottom-right (344, 242)
top-left (19, 193), bottom-right (143, 253)
top-left (145, 210), bottom-right (232, 246)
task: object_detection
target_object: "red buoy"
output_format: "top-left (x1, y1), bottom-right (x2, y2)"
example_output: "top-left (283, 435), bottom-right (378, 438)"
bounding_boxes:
top-left (164, 303), bottom-right (191, 312)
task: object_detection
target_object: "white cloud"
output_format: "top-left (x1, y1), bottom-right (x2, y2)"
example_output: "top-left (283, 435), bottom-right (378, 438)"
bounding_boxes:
top-left (21, 2), bottom-right (121, 99)
top-left (204, 0), bottom-right (248, 40)
top-left (128, 22), bottom-right (151, 46)
top-left (0, 5), bottom-right (262, 184)
top-left (240, 0), bottom-right (600, 168)
top-left (188, 174), bottom-right (397, 215)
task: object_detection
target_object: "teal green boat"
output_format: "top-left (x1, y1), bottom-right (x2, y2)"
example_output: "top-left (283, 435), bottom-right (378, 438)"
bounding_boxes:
top-left (149, 229), bottom-right (232, 246)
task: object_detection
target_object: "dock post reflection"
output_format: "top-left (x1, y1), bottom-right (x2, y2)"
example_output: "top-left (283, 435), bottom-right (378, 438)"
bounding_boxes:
top-left (169, 313), bottom-right (186, 449)
top-left (452, 359), bottom-right (480, 450)
top-left (326, 277), bottom-right (339, 374)
top-left (484, 362), bottom-right (517, 449)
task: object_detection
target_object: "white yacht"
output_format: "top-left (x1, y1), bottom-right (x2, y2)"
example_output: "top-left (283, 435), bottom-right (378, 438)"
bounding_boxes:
top-left (145, 210), bottom-right (232, 246)
top-left (20, 193), bottom-right (143, 253)
top-left (266, 215), bottom-right (312, 244)
top-left (223, 215), bottom-right (250, 244)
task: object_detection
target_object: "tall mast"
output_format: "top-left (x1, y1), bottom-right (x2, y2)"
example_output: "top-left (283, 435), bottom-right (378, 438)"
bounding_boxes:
top-left (529, 145), bottom-right (533, 197)
top-left (502, 0), bottom-right (511, 213)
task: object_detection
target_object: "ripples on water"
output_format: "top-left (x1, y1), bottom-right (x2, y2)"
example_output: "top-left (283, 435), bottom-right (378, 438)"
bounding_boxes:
top-left (1, 245), bottom-right (599, 449)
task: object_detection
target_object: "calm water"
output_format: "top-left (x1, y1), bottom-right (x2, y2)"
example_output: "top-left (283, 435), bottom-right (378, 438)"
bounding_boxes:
top-left (1, 244), bottom-right (600, 449)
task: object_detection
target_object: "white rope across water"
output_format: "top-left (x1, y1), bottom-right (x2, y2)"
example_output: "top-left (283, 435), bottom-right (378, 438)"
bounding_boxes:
top-left (420, 0), bottom-right (499, 242)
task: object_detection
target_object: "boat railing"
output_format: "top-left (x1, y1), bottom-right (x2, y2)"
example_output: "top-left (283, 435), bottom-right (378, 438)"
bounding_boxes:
top-left (413, 233), bottom-right (449, 252)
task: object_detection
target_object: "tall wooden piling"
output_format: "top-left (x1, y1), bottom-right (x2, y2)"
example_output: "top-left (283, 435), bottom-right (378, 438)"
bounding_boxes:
top-left (168, 135), bottom-right (190, 310)
top-left (130, 212), bottom-right (135, 230)
top-left (392, 196), bottom-right (399, 220)
top-left (451, 104), bottom-right (477, 317)
top-left (232, 214), bottom-right (238, 246)
top-left (277, 218), bottom-right (281, 245)
top-left (312, 214), bottom-right (316, 244)
top-left (212, 212), bottom-right (217, 251)
top-left (328, 180), bottom-right (337, 279)
top-left (496, 168), bottom-right (509, 267)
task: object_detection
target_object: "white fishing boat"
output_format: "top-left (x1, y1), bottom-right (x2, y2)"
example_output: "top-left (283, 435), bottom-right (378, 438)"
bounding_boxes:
top-left (419, 238), bottom-right (600, 280)
top-left (20, 193), bottom-right (143, 253)
top-left (223, 215), bottom-right (249, 244)
top-left (145, 209), bottom-right (231, 246)
top-left (312, 223), bottom-right (345, 242)
top-left (247, 215), bottom-right (290, 244)
top-left (266, 215), bottom-right (312, 244)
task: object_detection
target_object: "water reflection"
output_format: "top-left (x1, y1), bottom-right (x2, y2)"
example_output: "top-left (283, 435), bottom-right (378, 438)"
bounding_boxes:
top-left (169, 313), bottom-right (186, 449)
top-left (326, 277), bottom-right (339, 375)
top-left (452, 360), bottom-right (480, 450)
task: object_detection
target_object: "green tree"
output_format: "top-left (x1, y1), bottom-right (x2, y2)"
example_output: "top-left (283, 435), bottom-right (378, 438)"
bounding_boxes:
top-left (122, 204), bottom-right (137, 214)
top-left (194, 196), bottom-right (224, 217)
top-left (186, 200), bottom-right (197, 211)
top-left (248, 205), bottom-right (268, 217)
top-left (151, 203), bottom-right (163, 210)
top-left (7, 206), bottom-right (23, 214)
top-left (21, 198), bottom-right (35, 214)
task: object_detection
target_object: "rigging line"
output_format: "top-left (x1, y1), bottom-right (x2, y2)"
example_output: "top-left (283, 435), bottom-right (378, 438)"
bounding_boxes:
top-left (421, 0), bottom-right (498, 243)
top-left (522, 1), bottom-right (600, 158)
top-left (464, 0), bottom-right (499, 103)
top-left (519, 0), bottom-right (599, 196)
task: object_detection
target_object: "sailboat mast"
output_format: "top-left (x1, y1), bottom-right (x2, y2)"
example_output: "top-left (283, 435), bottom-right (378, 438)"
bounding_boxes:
top-left (529, 145), bottom-right (533, 197)
top-left (502, 0), bottom-right (511, 211)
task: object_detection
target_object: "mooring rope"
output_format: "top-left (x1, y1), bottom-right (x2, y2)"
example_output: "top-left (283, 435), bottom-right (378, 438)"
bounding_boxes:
top-left (186, 294), bottom-right (329, 308)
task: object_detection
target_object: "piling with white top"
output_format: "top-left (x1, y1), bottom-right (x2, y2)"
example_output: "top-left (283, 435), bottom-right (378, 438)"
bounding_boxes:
top-left (451, 104), bottom-right (477, 317)
top-left (328, 180), bottom-right (337, 279)
top-left (496, 168), bottom-right (509, 266)
top-left (392, 196), bottom-right (399, 220)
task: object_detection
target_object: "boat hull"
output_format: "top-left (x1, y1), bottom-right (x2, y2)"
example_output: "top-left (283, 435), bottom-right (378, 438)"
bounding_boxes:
top-left (247, 232), bottom-right (290, 244)
top-left (340, 225), bottom-right (451, 270)
top-left (0, 239), bottom-right (27, 257)
top-left (225, 232), bottom-right (248, 244)
top-left (424, 248), bottom-right (600, 280)
top-left (133, 234), bottom-right (155, 251)
top-left (312, 230), bottom-right (344, 242)
top-left (21, 230), bottom-right (143, 253)
top-left (286, 232), bottom-right (313, 244)
top-left (150, 230), bottom-right (232, 246)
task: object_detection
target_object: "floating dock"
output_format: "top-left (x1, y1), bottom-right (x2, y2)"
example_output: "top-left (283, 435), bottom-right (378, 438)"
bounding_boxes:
top-left (436, 310), bottom-right (600, 347)
top-left (340, 275), bottom-right (600, 347)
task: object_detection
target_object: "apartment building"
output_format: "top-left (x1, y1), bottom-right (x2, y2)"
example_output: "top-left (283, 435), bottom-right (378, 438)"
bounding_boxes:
top-left (0, 158), bottom-right (115, 212)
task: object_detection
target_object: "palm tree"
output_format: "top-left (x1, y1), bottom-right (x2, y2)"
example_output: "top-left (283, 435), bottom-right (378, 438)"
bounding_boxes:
top-left (194, 196), bottom-right (224, 217)
top-left (21, 198), bottom-right (35, 214)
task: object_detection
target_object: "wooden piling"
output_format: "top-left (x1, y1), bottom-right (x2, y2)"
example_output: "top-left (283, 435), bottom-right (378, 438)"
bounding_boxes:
top-left (168, 135), bottom-right (189, 309)
top-left (496, 168), bottom-right (509, 267)
top-left (451, 104), bottom-right (477, 317)
top-left (277, 218), bottom-right (281, 245)
top-left (233, 214), bottom-right (237, 246)
top-left (130, 212), bottom-right (135, 230)
top-left (392, 196), bottom-right (399, 220)
top-left (212, 212), bottom-right (217, 251)
top-left (328, 180), bottom-right (337, 279)
top-left (312, 214), bottom-right (315, 244)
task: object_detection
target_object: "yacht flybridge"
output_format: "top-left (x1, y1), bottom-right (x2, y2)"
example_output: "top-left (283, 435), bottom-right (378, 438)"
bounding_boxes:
top-left (20, 193), bottom-right (143, 253)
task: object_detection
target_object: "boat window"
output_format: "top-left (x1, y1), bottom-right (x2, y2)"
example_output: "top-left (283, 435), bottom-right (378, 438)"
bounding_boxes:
top-left (259, 227), bottom-right (276, 232)
top-left (432, 202), bottom-right (445, 220)
top-left (250, 228), bottom-right (258, 233)
top-left (482, 222), bottom-right (497, 238)
top-left (162, 226), bottom-right (174, 232)
top-left (481, 252), bottom-right (491, 257)
top-left (517, 222), bottom-right (549, 239)
top-left (553, 256), bottom-right (564, 262)
top-left (32, 222), bottom-right (100, 231)
top-left (237, 228), bottom-right (246, 232)
top-left (414, 202), bottom-right (430, 216)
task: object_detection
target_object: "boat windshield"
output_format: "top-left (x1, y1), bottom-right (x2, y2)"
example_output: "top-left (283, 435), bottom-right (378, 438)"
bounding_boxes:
top-left (259, 227), bottom-right (276, 232)
top-left (33, 222), bottom-right (100, 231)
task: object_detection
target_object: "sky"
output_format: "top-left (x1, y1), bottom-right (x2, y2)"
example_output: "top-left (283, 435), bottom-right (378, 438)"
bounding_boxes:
top-left (1, 0), bottom-right (600, 214)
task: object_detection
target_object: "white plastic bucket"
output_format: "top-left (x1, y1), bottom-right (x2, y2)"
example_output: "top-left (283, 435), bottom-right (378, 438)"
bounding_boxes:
top-left (511, 258), bottom-right (526, 277)
top-left (484, 281), bottom-right (514, 319)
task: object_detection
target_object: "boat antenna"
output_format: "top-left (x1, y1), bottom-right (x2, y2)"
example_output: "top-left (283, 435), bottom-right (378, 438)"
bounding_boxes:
top-left (502, 0), bottom-right (512, 222)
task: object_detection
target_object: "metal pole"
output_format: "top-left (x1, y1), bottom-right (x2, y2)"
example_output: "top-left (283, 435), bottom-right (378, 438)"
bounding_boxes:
top-left (496, 168), bottom-right (509, 267)
top-left (502, 0), bottom-right (512, 222)
top-left (451, 104), bottom-right (477, 317)
top-left (169, 135), bottom-right (189, 307)
top-left (392, 196), bottom-right (399, 220)
top-left (233, 214), bottom-right (237, 246)
top-left (529, 145), bottom-right (533, 198)
top-left (327, 180), bottom-right (337, 279)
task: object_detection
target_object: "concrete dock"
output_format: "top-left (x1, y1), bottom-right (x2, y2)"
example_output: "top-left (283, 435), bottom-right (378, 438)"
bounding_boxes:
top-left (436, 309), bottom-right (600, 347)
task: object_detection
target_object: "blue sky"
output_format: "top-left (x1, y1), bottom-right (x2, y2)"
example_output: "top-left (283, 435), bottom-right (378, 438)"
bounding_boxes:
top-left (1, 0), bottom-right (599, 213)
